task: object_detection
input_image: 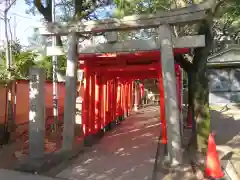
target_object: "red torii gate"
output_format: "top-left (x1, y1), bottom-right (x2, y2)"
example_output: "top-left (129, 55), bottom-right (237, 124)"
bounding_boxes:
top-left (79, 48), bottom-right (187, 145)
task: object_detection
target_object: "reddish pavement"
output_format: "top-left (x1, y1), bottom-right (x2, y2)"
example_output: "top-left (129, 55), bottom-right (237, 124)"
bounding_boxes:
top-left (56, 106), bottom-right (162, 180)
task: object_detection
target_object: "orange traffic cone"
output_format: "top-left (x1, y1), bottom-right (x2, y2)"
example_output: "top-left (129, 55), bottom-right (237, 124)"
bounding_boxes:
top-left (205, 133), bottom-right (224, 179)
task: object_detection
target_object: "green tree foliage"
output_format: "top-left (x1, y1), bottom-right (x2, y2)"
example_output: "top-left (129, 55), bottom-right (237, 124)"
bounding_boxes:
top-left (113, 0), bottom-right (171, 17)
top-left (13, 51), bottom-right (37, 79)
top-left (0, 41), bottom-right (37, 81)
top-left (213, 0), bottom-right (240, 52)
top-left (0, 40), bottom-right (67, 81)
top-left (37, 55), bottom-right (67, 80)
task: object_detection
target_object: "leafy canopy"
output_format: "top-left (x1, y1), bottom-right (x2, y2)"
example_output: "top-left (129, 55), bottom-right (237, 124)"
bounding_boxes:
top-left (0, 40), bottom-right (67, 81)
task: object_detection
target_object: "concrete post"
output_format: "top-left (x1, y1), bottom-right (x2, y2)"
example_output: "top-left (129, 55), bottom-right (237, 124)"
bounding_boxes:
top-left (159, 25), bottom-right (182, 165)
top-left (62, 32), bottom-right (78, 151)
top-left (29, 68), bottom-right (45, 159)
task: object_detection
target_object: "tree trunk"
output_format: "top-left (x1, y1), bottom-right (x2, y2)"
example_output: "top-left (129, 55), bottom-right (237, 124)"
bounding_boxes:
top-left (188, 70), bottom-right (196, 134)
top-left (191, 19), bottom-right (213, 152)
top-left (34, 0), bottom-right (63, 46)
top-left (44, 16), bottom-right (63, 46)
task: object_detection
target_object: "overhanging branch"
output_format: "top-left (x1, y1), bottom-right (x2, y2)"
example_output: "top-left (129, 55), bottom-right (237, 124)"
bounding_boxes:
top-left (4, 0), bottom-right (17, 12)
top-left (213, 0), bottom-right (226, 16)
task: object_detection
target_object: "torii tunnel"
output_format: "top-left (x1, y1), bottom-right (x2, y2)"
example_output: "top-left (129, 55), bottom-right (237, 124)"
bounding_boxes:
top-left (78, 48), bottom-right (187, 145)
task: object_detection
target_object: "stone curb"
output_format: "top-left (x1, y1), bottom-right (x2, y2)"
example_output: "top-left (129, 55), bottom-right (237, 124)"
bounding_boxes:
top-left (217, 146), bottom-right (240, 180)
top-left (0, 169), bottom-right (63, 180)
top-left (13, 141), bottom-right (85, 174)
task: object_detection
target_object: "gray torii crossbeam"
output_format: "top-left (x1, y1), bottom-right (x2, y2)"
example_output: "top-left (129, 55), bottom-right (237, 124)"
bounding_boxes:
top-left (45, 35), bottom-right (205, 55)
top-left (37, 0), bottom-right (216, 36)
top-left (78, 35), bottom-right (205, 54)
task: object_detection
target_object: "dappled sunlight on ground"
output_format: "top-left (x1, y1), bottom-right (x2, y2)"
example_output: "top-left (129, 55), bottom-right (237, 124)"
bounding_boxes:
top-left (210, 108), bottom-right (240, 147)
top-left (0, 121), bottom-right (63, 169)
top-left (56, 106), bottom-right (161, 180)
top-left (210, 106), bottom-right (240, 177)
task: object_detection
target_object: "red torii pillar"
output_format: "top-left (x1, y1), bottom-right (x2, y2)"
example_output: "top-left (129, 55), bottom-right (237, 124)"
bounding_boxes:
top-left (116, 80), bottom-right (121, 122)
top-left (158, 70), bottom-right (167, 146)
top-left (120, 81), bottom-right (124, 120)
top-left (95, 75), bottom-right (101, 134)
top-left (82, 62), bottom-right (90, 136)
top-left (90, 72), bottom-right (96, 135)
top-left (139, 83), bottom-right (144, 105)
top-left (123, 82), bottom-right (127, 118)
top-left (105, 80), bottom-right (110, 129)
top-left (128, 81), bottom-right (133, 113)
top-left (111, 79), bottom-right (117, 125)
top-left (134, 82), bottom-right (139, 112)
top-left (101, 78), bottom-right (107, 130)
top-left (126, 81), bottom-right (131, 116)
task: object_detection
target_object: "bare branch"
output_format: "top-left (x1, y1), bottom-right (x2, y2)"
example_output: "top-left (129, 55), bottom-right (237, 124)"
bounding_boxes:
top-left (213, 0), bottom-right (226, 17)
top-left (7, 18), bottom-right (13, 42)
top-left (4, 0), bottom-right (17, 12)
top-left (33, 0), bottom-right (52, 21)
top-left (159, 4), bottom-right (170, 10)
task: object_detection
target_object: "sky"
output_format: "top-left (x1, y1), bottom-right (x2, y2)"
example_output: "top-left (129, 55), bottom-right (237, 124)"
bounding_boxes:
top-left (0, 0), bottom-right (41, 46)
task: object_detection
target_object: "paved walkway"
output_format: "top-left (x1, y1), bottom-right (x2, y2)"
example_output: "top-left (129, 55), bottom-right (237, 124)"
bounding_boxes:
top-left (56, 106), bottom-right (161, 180)
top-left (210, 105), bottom-right (240, 179)
top-left (0, 169), bottom-right (62, 180)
